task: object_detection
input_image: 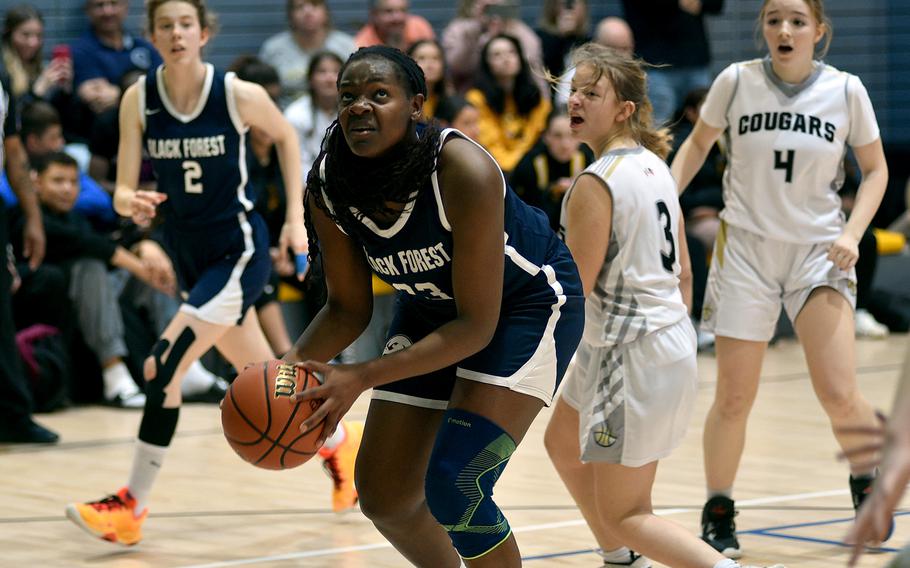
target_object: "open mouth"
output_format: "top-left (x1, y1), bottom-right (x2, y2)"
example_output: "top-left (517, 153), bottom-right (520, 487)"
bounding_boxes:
top-left (570, 116), bottom-right (584, 127)
top-left (778, 45), bottom-right (794, 54)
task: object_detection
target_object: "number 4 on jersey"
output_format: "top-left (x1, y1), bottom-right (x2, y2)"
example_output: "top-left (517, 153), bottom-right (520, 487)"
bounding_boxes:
top-left (774, 149), bottom-right (795, 183)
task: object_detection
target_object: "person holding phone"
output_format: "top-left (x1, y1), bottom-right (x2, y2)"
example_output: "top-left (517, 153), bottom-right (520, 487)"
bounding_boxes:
top-left (535, 0), bottom-right (591, 90)
top-left (1, 6), bottom-right (73, 100)
top-left (442, 0), bottom-right (546, 94)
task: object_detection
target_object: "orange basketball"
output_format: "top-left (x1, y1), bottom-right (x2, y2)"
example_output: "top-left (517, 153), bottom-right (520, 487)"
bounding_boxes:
top-left (221, 360), bottom-right (325, 470)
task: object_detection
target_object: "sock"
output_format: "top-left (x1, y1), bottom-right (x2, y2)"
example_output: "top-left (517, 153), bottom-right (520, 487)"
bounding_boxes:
top-left (708, 487), bottom-right (733, 500)
top-left (180, 360), bottom-right (216, 395)
top-left (714, 560), bottom-right (738, 568)
top-left (127, 440), bottom-right (168, 514)
top-left (319, 421), bottom-right (347, 456)
top-left (102, 362), bottom-right (138, 400)
top-left (600, 547), bottom-right (633, 563)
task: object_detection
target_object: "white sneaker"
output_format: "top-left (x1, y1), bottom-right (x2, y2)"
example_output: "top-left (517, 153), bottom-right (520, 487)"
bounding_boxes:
top-left (855, 309), bottom-right (889, 339)
top-left (602, 550), bottom-right (651, 567)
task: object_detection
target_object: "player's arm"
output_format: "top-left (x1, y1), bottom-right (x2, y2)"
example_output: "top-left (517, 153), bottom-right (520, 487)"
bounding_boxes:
top-left (233, 78), bottom-right (307, 274)
top-left (357, 137), bottom-right (506, 386)
top-left (113, 83), bottom-right (166, 223)
top-left (285, 192), bottom-right (374, 363)
top-left (828, 138), bottom-right (888, 271)
top-left (563, 173), bottom-right (611, 297)
top-left (676, 215), bottom-right (693, 313)
top-left (4, 134), bottom-right (44, 269)
top-left (844, 138), bottom-right (888, 241)
top-left (669, 118), bottom-right (723, 195)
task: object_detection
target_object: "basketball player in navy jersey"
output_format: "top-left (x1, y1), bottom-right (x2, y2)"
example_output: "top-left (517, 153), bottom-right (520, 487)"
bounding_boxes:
top-left (671, 0), bottom-right (889, 557)
top-left (65, 0), bottom-right (358, 545)
top-left (284, 46), bottom-right (585, 567)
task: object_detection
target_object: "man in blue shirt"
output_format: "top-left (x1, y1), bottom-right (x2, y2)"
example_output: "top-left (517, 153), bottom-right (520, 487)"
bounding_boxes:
top-left (71, 0), bottom-right (161, 118)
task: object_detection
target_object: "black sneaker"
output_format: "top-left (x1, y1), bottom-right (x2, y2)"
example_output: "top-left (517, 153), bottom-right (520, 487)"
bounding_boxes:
top-left (850, 474), bottom-right (894, 542)
top-left (701, 495), bottom-right (742, 559)
top-left (0, 418), bottom-right (59, 444)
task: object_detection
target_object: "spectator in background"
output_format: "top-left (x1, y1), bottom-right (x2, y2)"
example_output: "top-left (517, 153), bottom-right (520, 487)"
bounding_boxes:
top-left (621, 0), bottom-right (724, 125)
top-left (467, 34), bottom-right (551, 174)
top-left (443, 0), bottom-right (546, 94)
top-left (553, 16), bottom-right (634, 107)
top-left (10, 152), bottom-right (162, 408)
top-left (259, 0), bottom-right (354, 105)
top-left (536, 0), bottom-right (590, 89)
top-left (354, 0), bottom-right (435, 52)
top-left (0, 63), bottom-right (56, 444)
top-left (71, 0), bottom-right (161, 128)
top-left (510, 108), bottom-right (593, 230)
top-left (284, 51), bottom-right (343, 177)
top-left (435, 94), bottom-right (481, 141)
top-left (0, 101), bottom-right (115, 230)
top-left (408, 40), bottom-right (450, 119)
top-left (2, 6), bottom-right (72, 101)
top-left (595, 16), bottom-right (635, 56)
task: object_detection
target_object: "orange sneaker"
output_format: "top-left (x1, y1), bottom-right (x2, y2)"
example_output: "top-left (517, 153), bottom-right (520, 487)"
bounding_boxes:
top-left (320, 421), bottom-right (363, 512)
top-left (65, 487), bottom-right (147, 545)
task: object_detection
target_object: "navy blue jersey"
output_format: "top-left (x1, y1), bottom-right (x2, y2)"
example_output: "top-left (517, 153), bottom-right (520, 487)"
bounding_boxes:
top-left (320, 128), bottom-right (571, 313)
top-left (142, 64), bottom-right (254, 231)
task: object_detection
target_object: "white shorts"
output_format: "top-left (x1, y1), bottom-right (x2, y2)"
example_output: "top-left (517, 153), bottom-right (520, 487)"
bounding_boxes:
top-left (702, 222), bottom-right (857, 342)
top-left (560, 318), bottom-right (698, 467)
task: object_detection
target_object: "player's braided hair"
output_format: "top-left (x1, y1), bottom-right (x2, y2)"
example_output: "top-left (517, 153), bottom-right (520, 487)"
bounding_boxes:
top-left (304, 46), bottom-right (442, 261)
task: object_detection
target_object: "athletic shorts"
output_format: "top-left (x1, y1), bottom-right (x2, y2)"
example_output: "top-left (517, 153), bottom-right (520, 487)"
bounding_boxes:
top-left (371, 273), bottom-right (585, 410)
top-left (561, 317), bottom-right (698, 467)
top-left (701, 221), bottom-right (857, 342)
top-left (165, 211), bottom-right (271, 326)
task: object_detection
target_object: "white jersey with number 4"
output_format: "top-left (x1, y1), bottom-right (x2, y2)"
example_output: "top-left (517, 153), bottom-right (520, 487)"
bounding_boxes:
top-left (700, 57), bottom-right (880, 244)
top-left (560, 147), bottom-right (688, 347)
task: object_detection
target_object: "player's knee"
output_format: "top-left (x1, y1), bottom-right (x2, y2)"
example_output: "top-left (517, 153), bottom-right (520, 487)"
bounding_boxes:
top-left (145, 328), bottom-right (197, 407)
top-left (714, 391), bottom-right (756, 420)
top-left (816, 385), bottom-right (858, 418)
top-left (143, 356), bottom-right (157, 383)
top-left (357, 480), bottom-right (421, 525)
top-left (424, 409), bottom-right (516, 560)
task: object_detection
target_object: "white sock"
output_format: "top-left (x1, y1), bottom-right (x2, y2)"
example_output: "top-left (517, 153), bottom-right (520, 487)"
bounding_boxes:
top-left (600, 547), bottom-right (632, 562)
top-left (708, 487), bottom-right (733, 500)
top-left (321, 422), bottom-right (347, 451)
top-left (714, 560), bottom-right (738, 568)
top-left (102, 362), bottom-right (138, 400)
top-left (180, 360), bottom-right (216, 395)
top-left (127, 440), bottom-right (168, 513)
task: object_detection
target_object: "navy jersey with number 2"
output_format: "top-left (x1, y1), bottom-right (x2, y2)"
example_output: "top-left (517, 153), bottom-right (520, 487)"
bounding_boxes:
top-left (140, 64), bottom-right (270, 325)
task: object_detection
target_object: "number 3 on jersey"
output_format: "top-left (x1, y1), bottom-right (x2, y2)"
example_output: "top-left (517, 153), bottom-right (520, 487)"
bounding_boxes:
top-left (182, 160), bottom-right (203, 193)
top-left (655, 200), bottom-right (676, 272)
top-left (774, 149), bottom-right (795, 183)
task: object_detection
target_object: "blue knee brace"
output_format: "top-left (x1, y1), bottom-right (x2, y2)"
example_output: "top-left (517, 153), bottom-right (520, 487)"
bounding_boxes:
top-left (424, 409), bottom-right (517, 560)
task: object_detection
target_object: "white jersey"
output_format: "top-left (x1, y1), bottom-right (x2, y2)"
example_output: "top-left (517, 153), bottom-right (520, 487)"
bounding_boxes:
top-left (561, 146), bottom-right (688, 347)
top-left (700, 58), bottom-right (880, 244)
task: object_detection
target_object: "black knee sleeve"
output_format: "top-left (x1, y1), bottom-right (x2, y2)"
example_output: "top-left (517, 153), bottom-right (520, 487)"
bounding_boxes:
top-left (138, 327), bottom-right (196, 447)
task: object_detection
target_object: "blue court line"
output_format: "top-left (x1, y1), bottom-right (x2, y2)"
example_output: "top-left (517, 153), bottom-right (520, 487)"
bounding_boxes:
top-left (520, 512), bottom-right (909, 562)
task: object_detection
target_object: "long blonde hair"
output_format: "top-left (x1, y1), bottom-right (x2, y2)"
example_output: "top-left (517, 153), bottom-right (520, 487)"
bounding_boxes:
top-left (568, 43), bottom-right (672, 160)
top-left (756, 0), bottom-right (833, 58)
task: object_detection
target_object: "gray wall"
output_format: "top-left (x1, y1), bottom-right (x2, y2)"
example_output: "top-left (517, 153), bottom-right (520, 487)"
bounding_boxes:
top-left (12, 0), bottom-right (909, 142)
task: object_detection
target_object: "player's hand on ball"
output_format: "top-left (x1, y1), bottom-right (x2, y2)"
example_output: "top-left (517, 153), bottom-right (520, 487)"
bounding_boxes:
top-left (293, 360), bottom-right (364, 445)
top-left (828, 232), bottom-right (859, 270)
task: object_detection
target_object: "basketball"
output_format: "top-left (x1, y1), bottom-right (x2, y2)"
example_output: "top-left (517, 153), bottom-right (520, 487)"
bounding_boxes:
top-left (221, 360), bottom-right (325, 470)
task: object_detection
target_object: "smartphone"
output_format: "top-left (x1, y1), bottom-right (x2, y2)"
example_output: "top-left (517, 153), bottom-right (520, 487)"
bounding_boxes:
top-left (51, 44), bottom-right (71, 63)
top-left (485, 1), bottom-right (520, 20)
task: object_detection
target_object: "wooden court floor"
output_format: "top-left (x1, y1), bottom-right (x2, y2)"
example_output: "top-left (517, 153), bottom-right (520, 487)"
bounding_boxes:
top-left (2, 334), bottom-right (908, 567)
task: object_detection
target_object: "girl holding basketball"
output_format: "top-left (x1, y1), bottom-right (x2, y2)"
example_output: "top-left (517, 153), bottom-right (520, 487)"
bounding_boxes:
top-left (286, 45), bottom-right (585, 567)
top-left (65, 0), bottom-right (359, 545)
top-left (543, 43), bottom-right (781, 568)
top-left (670, 0), bottom-right (888, 557)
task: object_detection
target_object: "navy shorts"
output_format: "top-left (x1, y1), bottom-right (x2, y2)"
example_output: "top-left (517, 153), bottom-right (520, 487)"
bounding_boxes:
top-left (164, 210), bottom-right (271, 326)
top-left (372, 250), bottom-right (585, 409)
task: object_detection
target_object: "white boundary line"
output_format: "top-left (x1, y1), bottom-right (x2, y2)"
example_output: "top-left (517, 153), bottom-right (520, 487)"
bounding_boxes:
top-left (180, 488), bottom-right (851, 568)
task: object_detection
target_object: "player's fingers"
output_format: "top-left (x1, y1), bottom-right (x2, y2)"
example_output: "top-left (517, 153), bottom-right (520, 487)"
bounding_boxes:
top-left (296, 360), bottom-right (331, 374)
top-left (299, 405), bottom-right (330, 434)
top-left (292, 383), bottom-right (327, 402)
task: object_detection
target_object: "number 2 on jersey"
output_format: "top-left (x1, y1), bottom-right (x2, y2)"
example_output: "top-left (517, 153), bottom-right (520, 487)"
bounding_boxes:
top-left (655, 200), bottom-right (676, 272)
top-left (182, 160), bottom-right (203, 193)
top-left (774, 149), bottom-right (794, 183)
